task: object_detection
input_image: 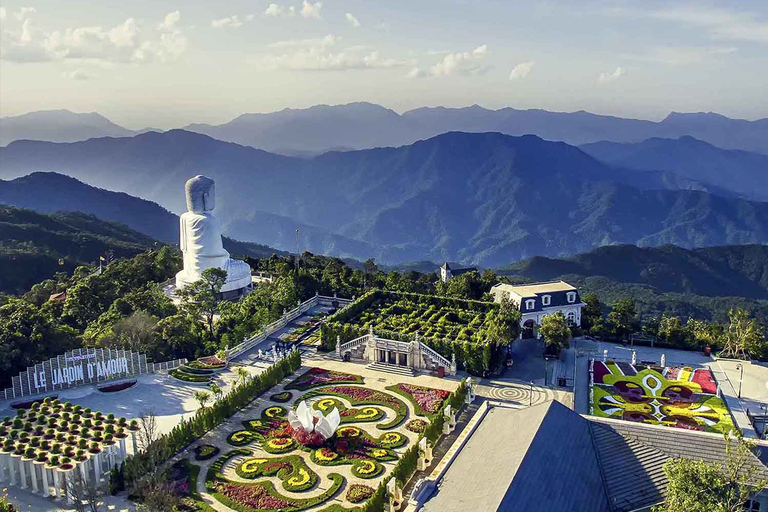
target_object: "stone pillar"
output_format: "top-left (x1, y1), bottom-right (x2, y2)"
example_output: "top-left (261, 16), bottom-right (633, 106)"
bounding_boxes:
top-left (29, 461), bottom-right (39, 493)
top-left (93, 451), bottom-right (102, 481)
top-left (9, 456), bottom-right (18, 486)
top-left (119, 438), bottom-right (127, 459)
top-left (41, 465), bottom-right (50, 497)
top-left (0, 453), bottom-right (7, 481)
top-left (64, 471), bottom-right (74, 504)
top-left (18, 457), bottom-right (27, 489)
top-left (450, 353), bottom-right (457, 375)
top-left (47, 468), bottom-right (57, 498)
top-left (335, 336), bottom-right (341, 358)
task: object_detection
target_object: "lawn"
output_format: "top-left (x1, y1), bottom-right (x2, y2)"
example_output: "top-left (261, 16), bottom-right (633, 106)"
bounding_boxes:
top-left (588, 359), bottom-right (735, 434)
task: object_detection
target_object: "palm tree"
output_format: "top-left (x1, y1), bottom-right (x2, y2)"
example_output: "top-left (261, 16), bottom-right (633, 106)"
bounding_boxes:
top-left (209, 382), bottom-right (222, 402)
top-left (193, 390), bottom-right (211, 410)
top-left (235, 367), bottom-right (249, 387)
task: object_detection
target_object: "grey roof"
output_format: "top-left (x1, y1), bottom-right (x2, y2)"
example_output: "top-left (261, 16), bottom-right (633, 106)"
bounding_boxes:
top-left (589, 416), bottom-right (768, 488)
top-left (421, 400), bottom-right (768, 512)
top-left (422, 401), bottom-right (610, 512)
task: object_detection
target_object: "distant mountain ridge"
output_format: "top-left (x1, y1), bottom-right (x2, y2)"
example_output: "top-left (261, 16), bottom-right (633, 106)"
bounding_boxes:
top-left (581, 136), bottom-right (768, 201)
top-left (3, 103), bottom-right (766, 155)
top-left (2, 130), bottom-right (768, 266)
top-left (0, 172), bottom-right (287, 260)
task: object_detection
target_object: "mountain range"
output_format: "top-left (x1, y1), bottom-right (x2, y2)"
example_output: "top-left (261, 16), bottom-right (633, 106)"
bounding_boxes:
top-left (2, 130), bottom-right (768, 267)
top-left (2, 104), bottom-right (766, 155)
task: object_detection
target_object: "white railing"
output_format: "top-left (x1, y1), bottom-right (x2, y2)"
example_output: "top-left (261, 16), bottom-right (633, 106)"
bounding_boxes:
top-left (228, 293), bottom-right (352, 359)
top-left (419, 342), bottom-right (451, 368)
top-left (374, 338), bottom-right (412, 352)
top-left (338, 334), bottom-right (371, 354)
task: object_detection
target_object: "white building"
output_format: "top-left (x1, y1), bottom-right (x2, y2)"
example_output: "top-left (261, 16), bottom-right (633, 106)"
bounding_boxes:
top-left (490, 280), bottom-right (585, 338)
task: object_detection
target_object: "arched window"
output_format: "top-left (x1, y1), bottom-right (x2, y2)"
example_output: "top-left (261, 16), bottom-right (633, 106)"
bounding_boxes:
top-left (542, 295), bottom-right (551, 306)
top-left (525, 299), bottom-right (535, 310)
top-left (567, 292), bottom-right (576, 304)
top-left (567, 311), bottom-right (576, 326)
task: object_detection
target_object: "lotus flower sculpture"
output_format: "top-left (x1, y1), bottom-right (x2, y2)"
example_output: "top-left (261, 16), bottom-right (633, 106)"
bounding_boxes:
top-left (288, 400), bottom-right (341, 445)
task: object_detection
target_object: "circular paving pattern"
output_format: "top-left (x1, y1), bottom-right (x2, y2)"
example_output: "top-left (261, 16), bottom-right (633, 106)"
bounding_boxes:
top-left (478, 382), bottom-right (562, 406)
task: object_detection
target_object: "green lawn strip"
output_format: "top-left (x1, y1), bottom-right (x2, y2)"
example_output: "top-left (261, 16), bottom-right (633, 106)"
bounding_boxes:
top-left (311, 397), bottom-right (385, 424)
top-left (384, 384), bottom-right (448, 418)
top-left (194, 444), bottom-right (220, 461)
top-left (270, 392), bottom-right (293, 403)
top-left (170, 369), bottom-right (211, 383)
top-left (206, 449), bottom-right (344, 512)
top-left (285, 368), bottom-right (365, 391)
top-left (297, 387), bottom-right (408, 429)
top-left (234, 454), bottom-right (318, 492)
top-left (177, 365), bottom-right (215, 376)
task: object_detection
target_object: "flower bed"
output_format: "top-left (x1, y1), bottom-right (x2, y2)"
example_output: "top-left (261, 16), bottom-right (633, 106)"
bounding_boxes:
top-left (351, 459), bottom-right (383, 479)
top-left (169, 459), bottom-right (215, 512)
top-left (300, 386), bottom-right (408, 429)
top-left (285, 368), bottom-right (364, 391)
top-left (170, 369), bottom-right (211, 383)
top-left (312, 397), bottom-right (384, 424)
top-left (270, 391), bottom-right (293, 403)
top-left (235, 455), bottom-right (318, 492)
top-left (405, 419), bottom-right (428, 433)
top-left (307, 426), bottom-right (400, 467)
top-left (206, 450), bottom-right (344, 512)
top-left (190, 356), bottom-right (226, 370)
top-left (387, 383), bottom-right (450, 416)
top-left (97, 380), bottom-right (137, 393)
top-left (588, 359), bottom-right (735, 434)
top-left (227, 430), bottom-right (258, 447)
top-left (346, 484), bottom-right (375, 504)
top-left (194, 444), bottom-right (220, 461)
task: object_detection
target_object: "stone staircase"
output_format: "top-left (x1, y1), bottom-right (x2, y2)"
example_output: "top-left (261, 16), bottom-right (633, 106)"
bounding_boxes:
top-left (366, 362), bottom-right (416, 377)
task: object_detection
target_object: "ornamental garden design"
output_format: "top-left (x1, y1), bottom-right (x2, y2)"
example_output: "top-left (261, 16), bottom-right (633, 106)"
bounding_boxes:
top-left (171, 366), bottom-right (460, 512)
top-left (588, 359), bottom-right (735, 434)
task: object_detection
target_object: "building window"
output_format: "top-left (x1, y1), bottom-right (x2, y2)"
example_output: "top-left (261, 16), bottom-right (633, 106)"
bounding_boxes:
top-left (567, 292), bottom-right (576, 303)
top-left (542, 295), bottom-right (551, 306)
top-left (525, 299), bottom-right (535, 310)
top-left (567, 311), bottom-right (576, 326)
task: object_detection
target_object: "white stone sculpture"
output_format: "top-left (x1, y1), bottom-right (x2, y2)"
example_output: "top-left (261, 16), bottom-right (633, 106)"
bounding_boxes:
top-left (175, 175), bottom-right (251, 293)
top-left (631, 350), bottom-right (637, 365)
top-left (661, 353), bottom-right (666, 367)
top-left (288, 401), bottom-right (341, 442)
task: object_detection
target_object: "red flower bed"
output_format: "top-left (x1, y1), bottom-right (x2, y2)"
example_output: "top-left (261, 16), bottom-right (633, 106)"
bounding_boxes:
top-left (217, 482), bottom-right (297, 509)
top-left (97, 380), bottom-right (137, 393)
top-left (198, 356), bottom-right (226, 367)
top-left (347, 483), bottom-right (375, 503)
top-left (396, 384), bottom-right (449, 414)
top-left (287, 368), bottom-right (363, 391)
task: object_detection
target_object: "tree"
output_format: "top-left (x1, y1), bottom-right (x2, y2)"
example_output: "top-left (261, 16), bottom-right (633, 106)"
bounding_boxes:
top-left (581, 293), bottom-right (602, 332)
top-left (653, 431), bottom-right (768, 512)
top-left (657, 315), bottom-right (693, 348)
top-left (193, 390), bottom-right (211, 409)
top-left (65, 470), bottom-right (105, 512)
top-left (539, 311), bottom-right (571, 351)
top-left (109, 311), bottom-right (159, 353)
top-left (209, 382), bottom-right (223, 402)
top-left (720, 308), bottom-right (766, 360)
top-left (235, 367), bottom-right (249, 387)
top-left (177, 267), bottom-right (227, 341)
top-left (608, 299), bottom-right (638, 340)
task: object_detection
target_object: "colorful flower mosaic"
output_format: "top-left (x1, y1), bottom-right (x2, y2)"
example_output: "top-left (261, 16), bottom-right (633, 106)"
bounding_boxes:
top-left (589, 359), bottom-right (735, 434)
top-left (285, 368), bottom-right (364, 391)
top-left (389, 383), bottom-right (450, 415)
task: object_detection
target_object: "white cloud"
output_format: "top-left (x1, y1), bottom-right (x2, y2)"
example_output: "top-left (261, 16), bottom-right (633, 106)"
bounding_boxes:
top-left (212, 15), bottom-right (242, 29)
top-left (246, 14), bottom-right (255, 21)
top-left (1, 10), bottom-right (188, 64)
top-left (345, 13), bottom-right (360, 27)
top-left (0, 7), bottom-right (7, 21)
top-left (301, 1), bottom-right (322, 19)
top-left (653, 6), bottom-right (768, 45)
top-left (264, 4), bottom-right (282, 17)
top-left (509, 61), bottom-right (534, 80)
top-left (427, 44), bottom-right (490, 77)
top-left (261, 34), bottom-right (405, 71)
top-left (63, 69), bottom-right (94, 81)
top-left (158, 10), bottom-right (181, 32)
top-left (597, 66), bottom-right (625, 84)
top-left (14, 6), bottom-right (36, 21)
top-left (406, 67), bottom-right (426, 78)
top-left (264, 3), bottom-right (297, 18)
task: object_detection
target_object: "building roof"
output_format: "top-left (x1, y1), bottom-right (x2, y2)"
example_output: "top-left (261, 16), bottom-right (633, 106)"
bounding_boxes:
top-left (492, 280), bottom-right (577, 296)
top-left (420, 401), bottom-right (768, 512)
top-left (421, 401), bottom-right (610, 512)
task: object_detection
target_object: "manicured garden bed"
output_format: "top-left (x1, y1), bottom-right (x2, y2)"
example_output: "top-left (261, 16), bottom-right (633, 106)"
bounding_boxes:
top-left (194, 444), bottom-right (220, 461)
top-left (386, 383), bottom-right (450, 416)
top-left (285, 368), bottom-right (364, 391)
top-left (588, 359), bottom-right (735, 434)
top-left (311, 397), bottom-right (385, 424)
top-left (320, 289), bottom-right (505, 374)
top-left (235, 455), bottom-right (318, 492)
top-left (270, 391), bottom-right (293, 403)
top-left (171, 369), bottom-right (212, 383)
top-left (299, 385), bottom-right (409, 429)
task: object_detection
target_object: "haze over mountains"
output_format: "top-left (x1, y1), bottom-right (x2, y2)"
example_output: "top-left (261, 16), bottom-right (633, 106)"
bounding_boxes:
top-left (2, 130), bottom-right (767, 267)
top-left (2, 103), bottom-right (766, 155)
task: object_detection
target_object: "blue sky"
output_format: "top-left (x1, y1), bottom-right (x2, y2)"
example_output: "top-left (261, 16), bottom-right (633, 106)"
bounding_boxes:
top-left (1, 0), bottom-right (766, 128)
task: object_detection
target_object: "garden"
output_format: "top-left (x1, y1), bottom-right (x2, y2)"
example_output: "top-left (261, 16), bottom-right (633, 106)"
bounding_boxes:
top-left (320, 290), bottom-right (507, 374)
top-left (169, 365), bottom-right (465, 512)
top-left (588, 359), bottom-right (735, 434)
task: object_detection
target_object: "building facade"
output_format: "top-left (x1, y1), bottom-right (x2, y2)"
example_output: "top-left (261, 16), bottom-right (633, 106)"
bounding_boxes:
top-left (438, 262), bottom-right (478, 283)
top-left (490, 280), bottom-right (584, 338)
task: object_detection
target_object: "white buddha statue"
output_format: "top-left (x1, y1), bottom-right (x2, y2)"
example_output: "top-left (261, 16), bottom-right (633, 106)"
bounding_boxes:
top-left (175, 175), bottom-right (252, 294)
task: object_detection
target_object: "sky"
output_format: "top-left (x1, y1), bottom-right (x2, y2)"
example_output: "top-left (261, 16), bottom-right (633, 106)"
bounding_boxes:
top-left (0, 0), bottom-right (767, 129)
